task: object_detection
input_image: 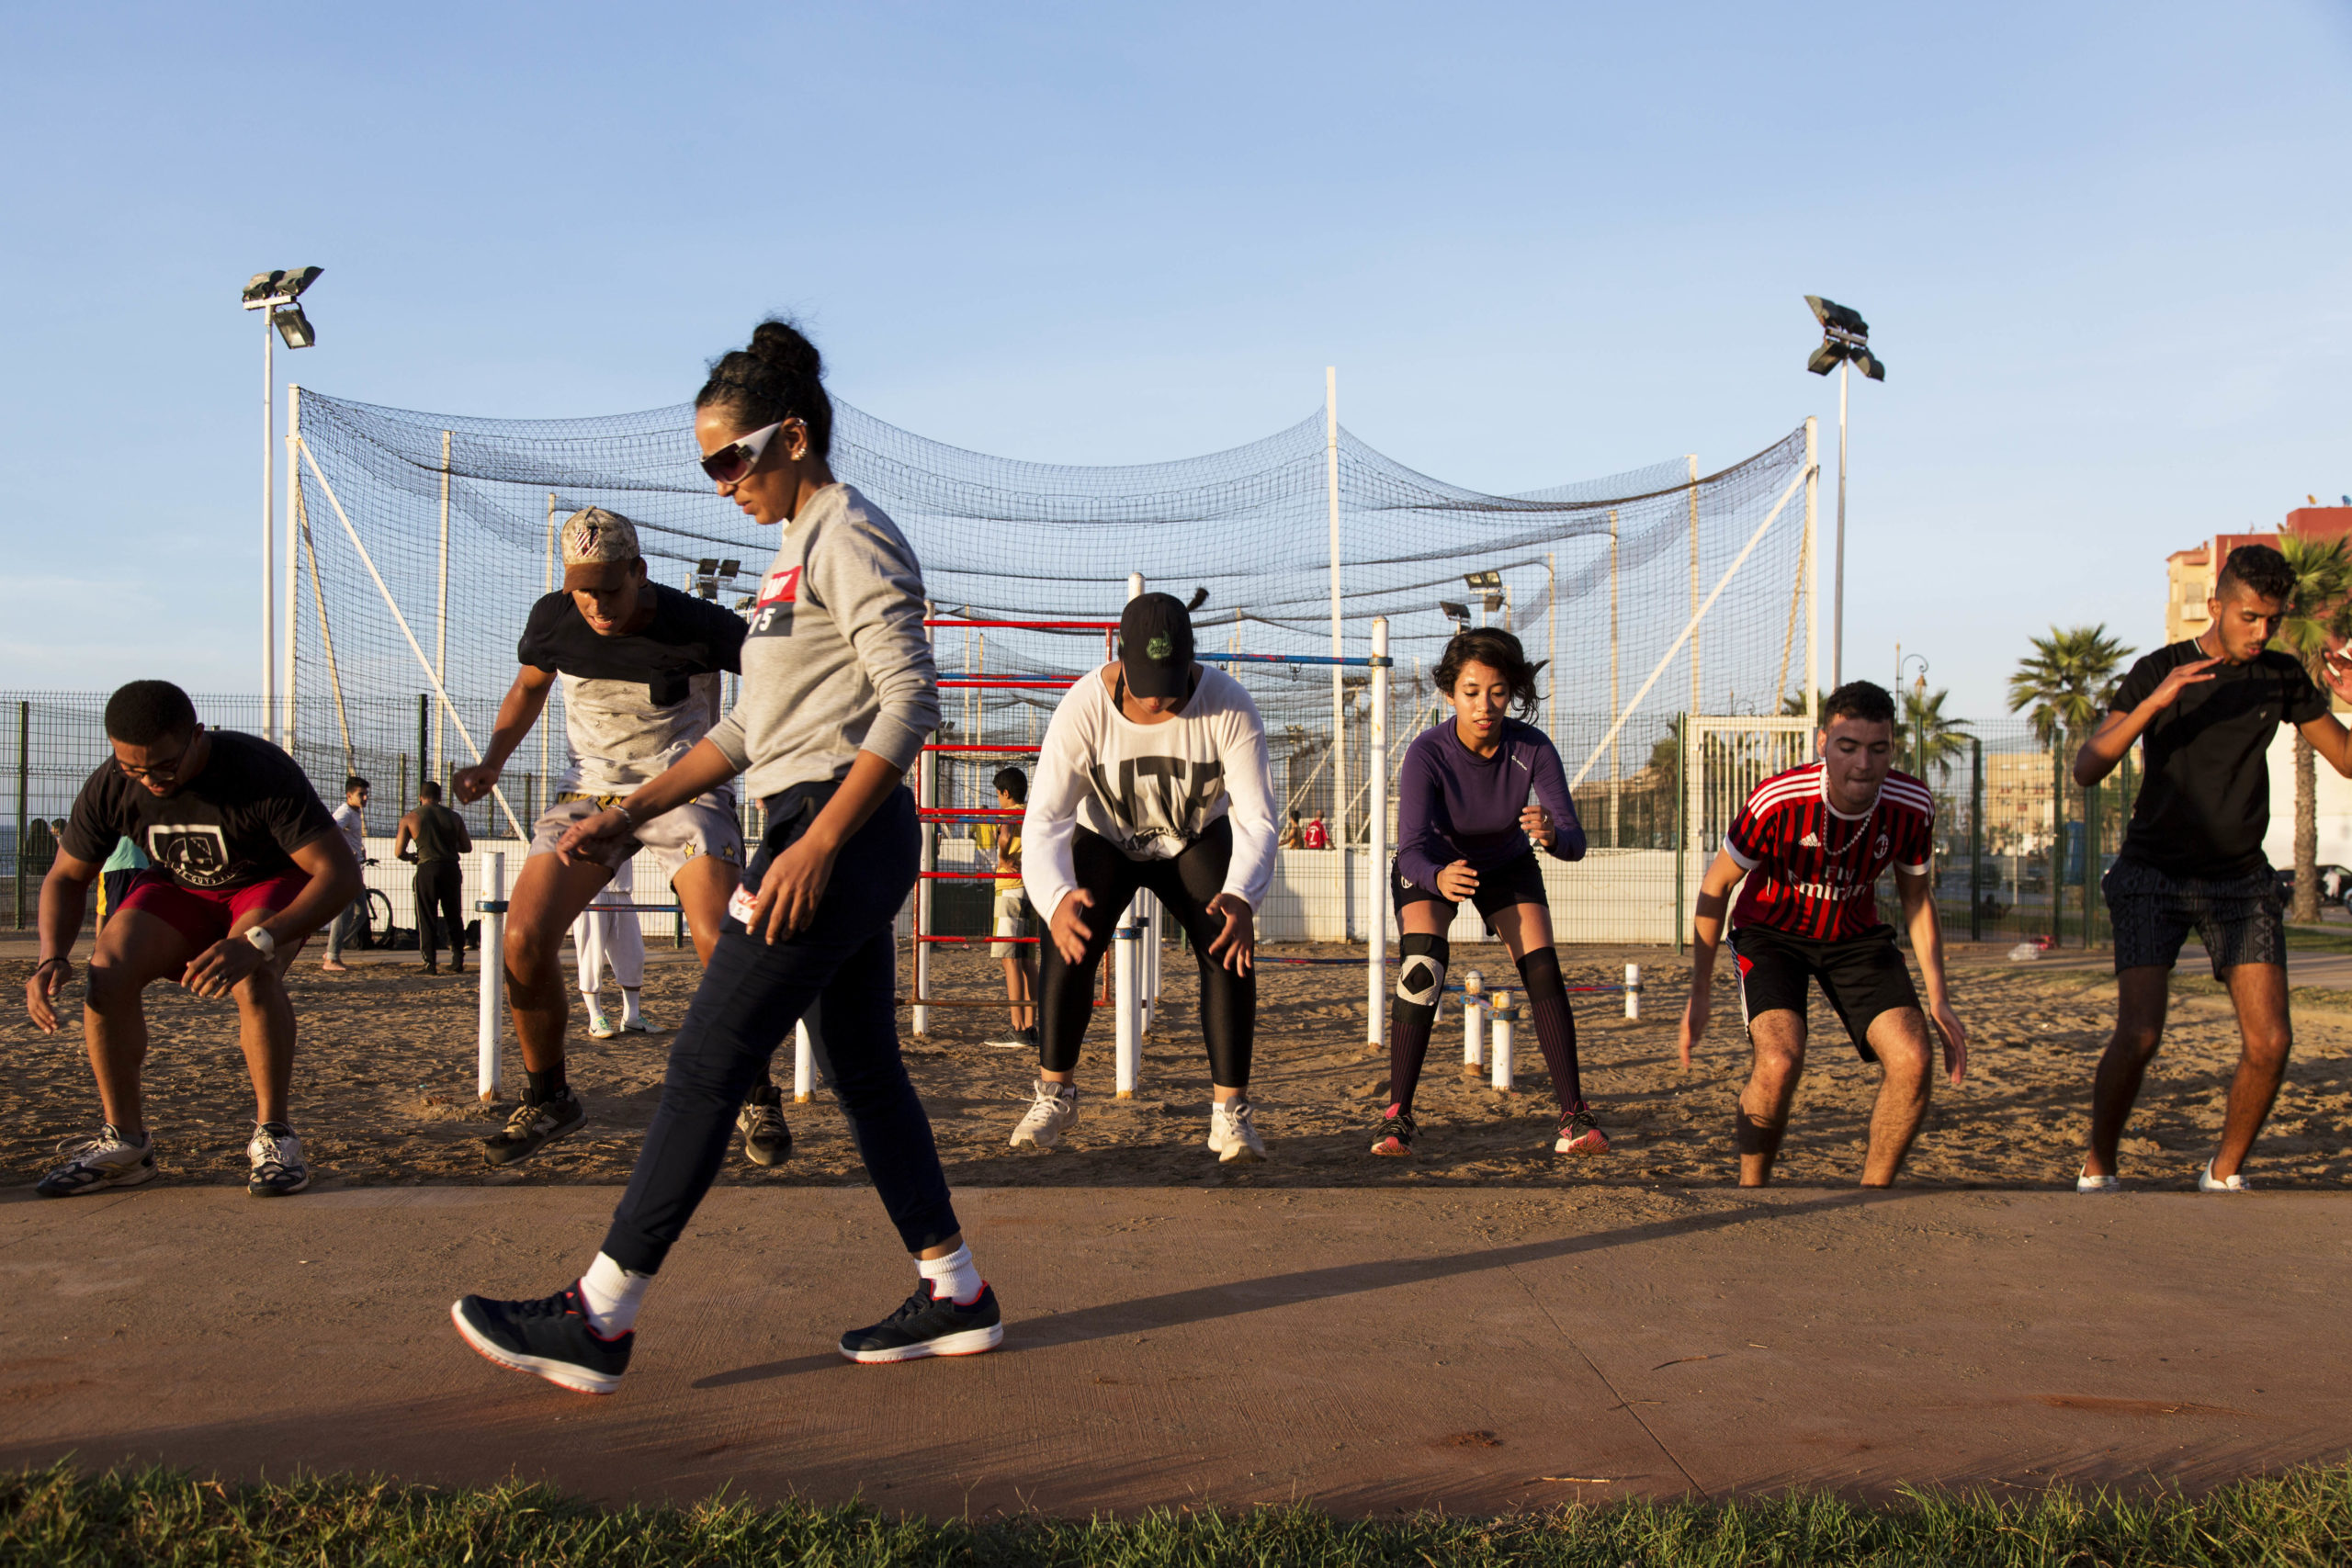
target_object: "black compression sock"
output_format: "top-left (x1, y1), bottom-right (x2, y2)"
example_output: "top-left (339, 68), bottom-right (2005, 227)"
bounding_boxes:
top-left (1388, 934), bottom-right (1448, 1113)
top-left (1516, 947), bottom-right (1584, 1112)
top-left (527, 1066), bottom-right (568, 1104)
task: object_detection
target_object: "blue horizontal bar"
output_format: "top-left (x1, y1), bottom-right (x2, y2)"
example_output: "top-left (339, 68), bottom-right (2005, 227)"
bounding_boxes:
top-left (1195, 652), bottom-right (1393, 669)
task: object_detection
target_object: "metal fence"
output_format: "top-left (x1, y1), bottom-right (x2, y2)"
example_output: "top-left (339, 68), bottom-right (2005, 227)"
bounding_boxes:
top-left (4, 691), bottom-right (2135, 947)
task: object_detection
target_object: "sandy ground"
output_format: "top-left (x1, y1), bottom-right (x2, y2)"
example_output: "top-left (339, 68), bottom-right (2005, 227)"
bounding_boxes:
top-left (6, 936), bottom-right (2352, 1194)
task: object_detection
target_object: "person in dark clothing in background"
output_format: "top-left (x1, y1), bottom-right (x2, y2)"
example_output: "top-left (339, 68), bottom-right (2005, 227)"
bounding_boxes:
top-left (395, 782), bottom-right (471, 976)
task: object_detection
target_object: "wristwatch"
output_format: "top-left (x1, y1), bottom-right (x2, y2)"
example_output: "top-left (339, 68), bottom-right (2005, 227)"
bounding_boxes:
top-left (244, 926), bottom-right (277, 959)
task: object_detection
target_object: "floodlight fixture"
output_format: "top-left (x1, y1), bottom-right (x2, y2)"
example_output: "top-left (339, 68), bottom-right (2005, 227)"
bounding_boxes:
top-left (1805, 295), bottom-right (1887, 691)
top-left (1463, 570), bottom-right (1502, 592)
top-left (718, 558), bottom-right (741, 579)
top-left (735, 593), bottom-right (756, 613)
top-left (1482, 592), bottom-right (1505, 614)
top-left (1438, 600), bottom-right (1471, 628)
top-left (696, 558), bottom-right (719, 576)
top-left (242, 265), bottom-right (322, 309)
top-left (271, 305), bottom-right (315, 349)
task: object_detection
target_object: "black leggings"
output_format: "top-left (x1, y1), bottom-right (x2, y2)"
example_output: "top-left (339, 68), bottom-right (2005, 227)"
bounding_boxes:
top-left (1036, 818), bottom-right (1255, 1089)
top-left (414, 861), bottom-right (465, 964)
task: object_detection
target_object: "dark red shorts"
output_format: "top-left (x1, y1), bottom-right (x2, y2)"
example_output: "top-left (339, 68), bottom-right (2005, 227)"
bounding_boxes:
top-left (118, 870), bottom-right (312, 954)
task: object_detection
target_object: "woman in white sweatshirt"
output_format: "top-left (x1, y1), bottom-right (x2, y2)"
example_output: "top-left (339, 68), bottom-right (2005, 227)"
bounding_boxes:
top-left (1012, 592), bottom-right (1279, 1162)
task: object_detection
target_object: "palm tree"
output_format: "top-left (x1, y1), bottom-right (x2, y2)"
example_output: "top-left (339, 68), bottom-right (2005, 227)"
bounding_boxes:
top-left (2273, 532), bottom-right (2352, 922)
top-left (1900, 684), bottom-right (1972, 784)
top-left (2008, 626), bottom-right (2134, 940)
top-left (2007, 625), bottom-right (2133, 745)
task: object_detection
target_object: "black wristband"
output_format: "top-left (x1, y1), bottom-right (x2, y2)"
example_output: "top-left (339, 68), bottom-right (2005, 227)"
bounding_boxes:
top-left (33, 957), bottom-right (69, 975)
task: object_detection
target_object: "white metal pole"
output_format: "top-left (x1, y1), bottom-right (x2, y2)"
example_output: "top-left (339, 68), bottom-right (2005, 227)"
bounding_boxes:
top-left (1544, 552), bottom-right (1557, 742)
top-left (1624, 961), bottom-right (1642, 1021)
top-left (260, 318), bottom-right (276, 746)
top-left (1461, 968), bottom-right (1486, 1072)
top-left (1367, 616), bottom-right (1388, 1048)
top-left (1489, 991), bottom-right (1515, 1093)
top-left (281, 381), bottom-right (300, 752)
top-left (435, 431), bottom-right (451, 780)
top-left (1834, 361), bottom-right (1847, 691)
top-left (1326, 367), bottom-right (1346, 860)
top-left (475, 850), bottom-right (507, 1101)
top-left (1805, 417), bottom-right (1821, 728)
top-left (1114, 926), bottom-right (1140, 1098)
top-left (1609, 510), bottom-right (1621, 847)
top-left (793, 1018), bottom-right (815, 1104)
top-left (1688, 454), bottom-right (1702, 717)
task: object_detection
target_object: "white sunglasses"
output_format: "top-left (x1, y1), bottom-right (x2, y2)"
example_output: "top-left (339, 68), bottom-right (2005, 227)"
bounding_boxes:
top-left (699, 421), bottom-right (786, 485)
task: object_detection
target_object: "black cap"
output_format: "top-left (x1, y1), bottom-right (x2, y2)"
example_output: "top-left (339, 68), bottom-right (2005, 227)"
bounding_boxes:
top-left (1119, 592), bottom-right (1195, 700)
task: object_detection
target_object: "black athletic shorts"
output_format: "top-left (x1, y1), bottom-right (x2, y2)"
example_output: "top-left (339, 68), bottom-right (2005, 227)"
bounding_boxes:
top-left (1391, 849), bottom-right (1549, 924)
top-left (1729, 921), bottom-right (1920, 1064)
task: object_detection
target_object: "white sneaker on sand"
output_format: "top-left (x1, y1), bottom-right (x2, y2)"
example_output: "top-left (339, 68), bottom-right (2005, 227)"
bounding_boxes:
top-left (1207, 1099), bottom-right (1266, 1164)
top-left (2076, 1164), bottom-right (2120, 1193)
top-left (1009, 1080), bottom-right (1078, 1150)
top-left (2199, 1159), bottom-right (2249, 1192)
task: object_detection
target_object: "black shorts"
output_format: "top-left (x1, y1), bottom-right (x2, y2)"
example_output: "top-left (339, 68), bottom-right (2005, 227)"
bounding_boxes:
top-left (1391, 850), bottom-right (1549, 924)
top-left (2102, 857), bottom-right (2284, 978)
top-left (1729, 922), bottom-right (1920, 1064)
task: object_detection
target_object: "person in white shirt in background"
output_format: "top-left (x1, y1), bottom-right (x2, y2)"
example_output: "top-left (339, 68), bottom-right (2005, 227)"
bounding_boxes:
top-left (1012, 592), bottom-right (1278, 1162)
top-left (572, 855), bottom-right (648, 1039)
top-left (321, 776), bottom-right (370, 974)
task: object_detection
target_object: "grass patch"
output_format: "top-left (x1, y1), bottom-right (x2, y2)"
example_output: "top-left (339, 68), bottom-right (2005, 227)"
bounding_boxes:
top-left (6, 1461), bottom-right (2352, 1566)
top-left (2283, 924), bottom-right (2352, 953)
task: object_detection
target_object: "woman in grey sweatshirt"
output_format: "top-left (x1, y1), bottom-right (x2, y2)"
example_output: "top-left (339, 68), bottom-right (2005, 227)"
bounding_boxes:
top-left (451, 321), bottom-right (1000, 1395)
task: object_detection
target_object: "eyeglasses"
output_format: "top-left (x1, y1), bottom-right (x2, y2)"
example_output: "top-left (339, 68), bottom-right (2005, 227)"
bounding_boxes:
top-left (699, 421), bottom-right (784, 485)
top-left (118, 745), bottom-right (193, 783)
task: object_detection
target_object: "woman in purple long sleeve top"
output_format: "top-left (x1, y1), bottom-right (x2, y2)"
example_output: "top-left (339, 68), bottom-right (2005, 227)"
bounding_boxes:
top-left (1374, 628), bottom-right (1608, 1161)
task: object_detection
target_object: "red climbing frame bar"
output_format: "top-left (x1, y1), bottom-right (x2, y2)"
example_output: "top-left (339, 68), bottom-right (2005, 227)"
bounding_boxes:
top-left (918, 870), bottom-right (1008, 881)
top-left (919, 807), bottom-right (1022, 820)
top-left (940, 678), bottom-right (1076, 690)
top-left (917, 933), bottom-right (1037, 944)
top-left (922, 743), bottom-right (1041, 753)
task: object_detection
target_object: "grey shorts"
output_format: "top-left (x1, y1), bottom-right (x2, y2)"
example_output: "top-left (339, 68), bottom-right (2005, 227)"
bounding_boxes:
top-left (2103, 857), bottom-right (2284, 978)
top-left (989, 886), bottom-right (1033, 958)
top-left (528, 790), bottom-right (743, 886)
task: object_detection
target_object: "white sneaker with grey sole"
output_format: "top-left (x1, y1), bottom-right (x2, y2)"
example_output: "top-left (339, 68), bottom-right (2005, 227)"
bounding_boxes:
top-left (36, 1124), bottom-right (158, 1198)
top-left (247, 1122), bottom-right (311, 1197)
top-left (1207, 1099), bottom-right (1266, 1163)
top-left (1009, 1080), bottom-right (1078, 1150)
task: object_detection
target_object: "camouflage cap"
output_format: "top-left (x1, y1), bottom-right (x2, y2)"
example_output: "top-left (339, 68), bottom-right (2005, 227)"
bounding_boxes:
top-left (560, 507), bottom-right (642, 588)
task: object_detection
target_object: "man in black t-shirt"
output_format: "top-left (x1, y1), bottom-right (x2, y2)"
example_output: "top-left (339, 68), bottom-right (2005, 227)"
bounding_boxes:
top-left (2073, 543), bottom-right (2352, 1193)
top-left (450, 508), bottom-right (785, 1170)
top-left (394, 782), bottom-right (473, 975)
top-left (23, 681), bottom-right (361, 1200)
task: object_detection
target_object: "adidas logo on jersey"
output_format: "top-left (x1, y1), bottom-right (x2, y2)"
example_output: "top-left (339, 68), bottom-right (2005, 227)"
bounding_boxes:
top-left (1800, 831), bottom-right (1821, 848)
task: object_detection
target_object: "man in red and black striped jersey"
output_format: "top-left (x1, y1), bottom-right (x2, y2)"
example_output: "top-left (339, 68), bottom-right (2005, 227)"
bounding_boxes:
top-left (1677, 682), bottom-right (1968, 1187)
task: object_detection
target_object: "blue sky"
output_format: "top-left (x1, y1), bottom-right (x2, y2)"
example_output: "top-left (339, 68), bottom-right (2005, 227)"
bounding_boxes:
top-left (3, 1), bottom-right (2346, 716)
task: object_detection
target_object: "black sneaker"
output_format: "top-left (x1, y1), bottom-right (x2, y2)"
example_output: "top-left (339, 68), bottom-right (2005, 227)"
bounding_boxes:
top-left (839, 1280), bottom-right (1004, 1364)
top-left (482, 1089), bottom-right (587, 1168)
top-left (450, 1284), bottom-right (631, 1395)
top-left (1369, 1103), bottom-right (1417, 1157)
top-left (737, 1084), bottom-right (792, 1166)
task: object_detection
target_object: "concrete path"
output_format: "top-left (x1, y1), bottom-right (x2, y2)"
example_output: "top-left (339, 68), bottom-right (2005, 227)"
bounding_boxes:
top-left (4, 1184), bottom-right (2348, 1516)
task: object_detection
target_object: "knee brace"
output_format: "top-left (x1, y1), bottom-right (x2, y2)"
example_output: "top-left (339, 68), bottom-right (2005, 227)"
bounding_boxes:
top-left (1515, 944), bottom-right (1567, 1005)
top-left (1394, 933), bottom-right (1450, 1020)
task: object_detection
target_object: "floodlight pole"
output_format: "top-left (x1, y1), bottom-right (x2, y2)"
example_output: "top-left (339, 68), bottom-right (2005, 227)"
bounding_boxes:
top-left (1326, 367), bottom-right (1345, 854)
top-left (1834, 358), bottom-right (1849, 690)
top-left (260, 313), bottom-right (276, 745)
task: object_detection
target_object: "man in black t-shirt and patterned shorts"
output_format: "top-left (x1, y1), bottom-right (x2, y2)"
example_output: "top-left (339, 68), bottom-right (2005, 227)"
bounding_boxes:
top-left (2074, 543), bottom-right (2352, 1193)
top-left (1677, 682), bottom-right (1969, 1187)
top-left (454, 508), bottom-right (787, 1169)
top-left (23, 682), bottom-right (361, 1199)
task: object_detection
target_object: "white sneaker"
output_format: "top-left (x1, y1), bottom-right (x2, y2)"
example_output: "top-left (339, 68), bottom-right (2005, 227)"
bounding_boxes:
top-left (619, 1015), bottom-right (652, 1033)
top-left (2076, 1164), bottom-right (2120, 1193)
top-left (246, 1122), bottom-right (311, 1197)
top-left (586, 1010), bottom-right (617, 1039)
top-left (2199, 1159), bottom-right (2249, 1192)
top-left (1208, 1099), bottom-right (1266, 1164)
top-left (1009, 1080), bottom-right (1078, 1150)
top-left (35, 1124), bottom-right (158, 1198)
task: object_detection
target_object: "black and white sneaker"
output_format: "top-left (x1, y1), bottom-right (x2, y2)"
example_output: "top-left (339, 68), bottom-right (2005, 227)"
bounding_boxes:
top-left (246, 1122), bottom-right (310, 1197)
top-left (838, 1280), bottom-right (1004, 1364)
top-left (737, 1084), bottom-right (792, 1166)
top-left (450, 1284), bottom-right (632, 1395)
top-left (482, 1090), bottom-right (587, 1168)
top-left (36, 1124), bottom-right (158, 1197)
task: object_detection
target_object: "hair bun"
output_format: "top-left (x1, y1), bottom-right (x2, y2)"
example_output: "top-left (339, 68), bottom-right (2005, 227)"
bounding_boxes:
top-left (747, 318), bottom-right (823, 380)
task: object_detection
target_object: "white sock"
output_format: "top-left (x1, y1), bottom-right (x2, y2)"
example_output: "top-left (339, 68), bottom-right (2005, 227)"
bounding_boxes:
top-left (622, 988), bottom-right (643, 1025)
top-left (582, 991), bottom-right (605, 1021)
top-left (917, 1244), bottom-right (982, 1306)
top-left (578, 1251), bottom-right (650, 1336)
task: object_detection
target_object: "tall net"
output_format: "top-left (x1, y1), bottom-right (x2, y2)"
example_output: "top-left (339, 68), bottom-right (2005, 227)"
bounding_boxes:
top-left (287, 389), bottom-right (1814, 844)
